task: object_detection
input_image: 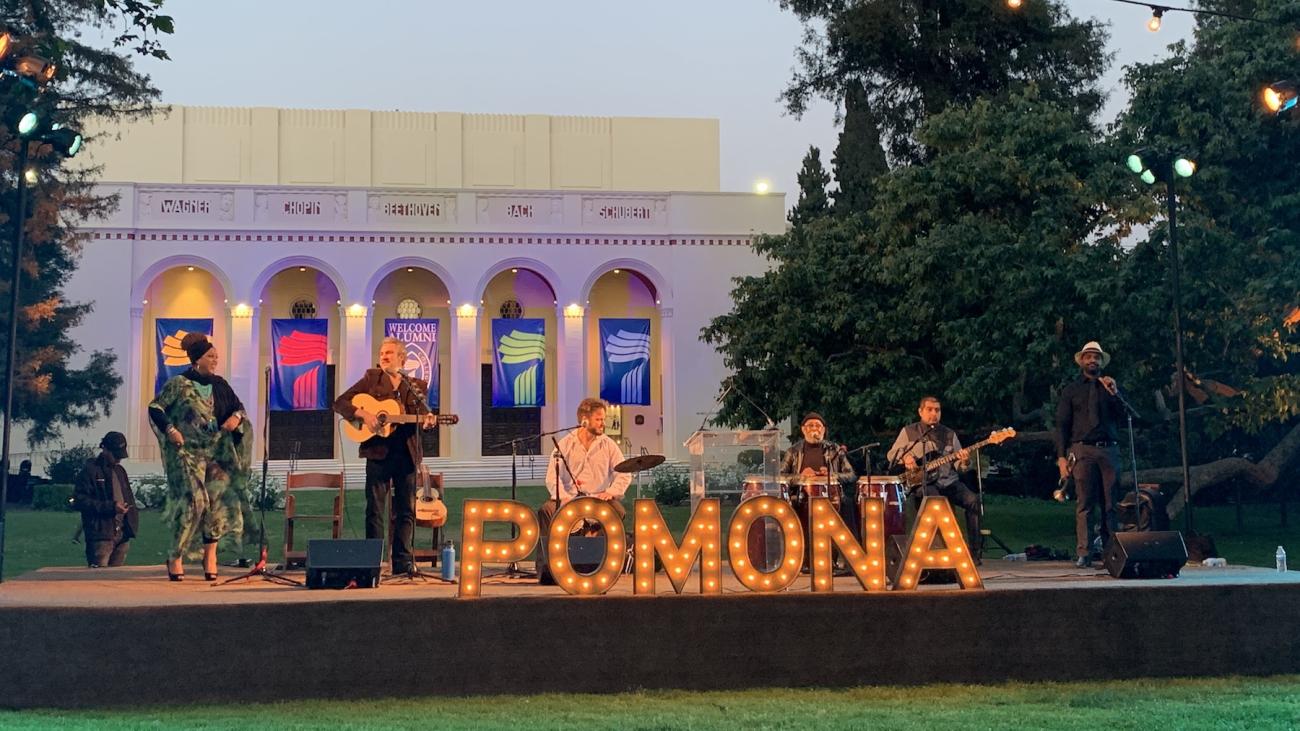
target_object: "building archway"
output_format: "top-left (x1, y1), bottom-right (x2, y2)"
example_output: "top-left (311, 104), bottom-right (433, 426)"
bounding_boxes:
top-left (584, 266), bottom-right (663, 456)
top-left (479, 267), bottom-right (559, 459)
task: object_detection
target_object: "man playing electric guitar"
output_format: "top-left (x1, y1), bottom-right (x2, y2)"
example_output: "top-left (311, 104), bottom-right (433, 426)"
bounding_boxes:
top-left (333, 337), bottom-right (438, 575)
top-left (887, 396), bottom-right (983, 563)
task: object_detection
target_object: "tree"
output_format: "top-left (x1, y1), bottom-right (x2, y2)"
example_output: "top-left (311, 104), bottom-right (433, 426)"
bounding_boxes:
top-left (0, 0), bottom-right (171, 443)
top-left (789, 145), bottom-right (832, 226)
top-left (778, 0), bottom-right (1109, 163)
top-left (1106, 0), bottom-right (1300, 502)
top-left (830, 80), bottom-right (889, 216)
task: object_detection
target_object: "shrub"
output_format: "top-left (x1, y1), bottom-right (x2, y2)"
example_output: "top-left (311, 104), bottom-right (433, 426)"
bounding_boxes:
top-left (129, 475), bottom-right (169, 509)
top-left (650, 469), bottom-right (690, 507)
top-left (45, 443), bottom-right (95, 485)
top-left (32, 483), bottom-right (75, 511)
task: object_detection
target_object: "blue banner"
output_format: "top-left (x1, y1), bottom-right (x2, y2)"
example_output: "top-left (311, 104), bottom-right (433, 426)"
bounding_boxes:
top-left (270, 319), bottom-right (329, 411)
top-left (492, 319), bottom-right (546, 407)
top-left (599, 318), bottom-right (651, 405)
top-left (384, 319), bottom-right (440, 409)
top-left (154, 318), bottom-right (213, 394)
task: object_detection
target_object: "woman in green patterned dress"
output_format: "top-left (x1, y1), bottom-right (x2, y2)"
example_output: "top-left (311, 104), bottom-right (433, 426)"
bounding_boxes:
top-left (149, 332), bottom-right (251, 581)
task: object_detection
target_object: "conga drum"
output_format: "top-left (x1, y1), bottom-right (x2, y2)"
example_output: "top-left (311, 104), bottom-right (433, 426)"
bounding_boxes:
top-left (857, 475), bottom-right (906, 537)
top-left (789, 475), bottom-right (842, 509)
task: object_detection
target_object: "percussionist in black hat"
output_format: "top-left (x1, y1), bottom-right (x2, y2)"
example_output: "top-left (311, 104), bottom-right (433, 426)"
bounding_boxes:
top-left (779, 412), bottom-right (857, 569)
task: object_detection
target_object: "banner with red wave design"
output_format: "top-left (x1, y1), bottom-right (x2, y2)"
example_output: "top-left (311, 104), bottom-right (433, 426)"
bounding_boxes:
top-left (270, 319), bottom-right (329, 411)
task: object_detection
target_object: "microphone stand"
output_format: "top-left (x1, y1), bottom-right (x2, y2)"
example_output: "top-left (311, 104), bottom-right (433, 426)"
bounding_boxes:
top-left (219, 366), bottom-right (301, 587)
top-left (482, 424), bottom-right (580, 583)
top-left (1111, 386), bottom-right (1144, 532)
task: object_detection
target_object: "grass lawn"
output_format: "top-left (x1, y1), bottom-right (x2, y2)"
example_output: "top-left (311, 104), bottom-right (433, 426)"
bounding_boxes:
top-left (1, 676), bottom-right (1299, 729)
top-left (3, 489), bottom-right (1299, 577)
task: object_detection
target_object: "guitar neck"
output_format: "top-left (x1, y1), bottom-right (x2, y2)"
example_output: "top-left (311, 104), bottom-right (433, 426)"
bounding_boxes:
top-left (925, 437), bottom-right (995, 470)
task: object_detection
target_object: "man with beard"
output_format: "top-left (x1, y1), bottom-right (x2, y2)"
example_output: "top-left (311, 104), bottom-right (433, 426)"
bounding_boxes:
top-left (779, 413), bottom-right (857, 569)
top-left (888, 397), bottom-right (981, 563)
top-left (1056, 341), bottom-right (1123, 569)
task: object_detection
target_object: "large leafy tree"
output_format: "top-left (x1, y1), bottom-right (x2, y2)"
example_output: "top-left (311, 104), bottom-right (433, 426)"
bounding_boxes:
top-left (0, 0), bottom-right (171, 444)
top-left (779, 0), bottom-right (1108, 164)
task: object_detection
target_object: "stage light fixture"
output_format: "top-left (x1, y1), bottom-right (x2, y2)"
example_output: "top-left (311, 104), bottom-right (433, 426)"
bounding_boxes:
top-left (1264, 80), bottom-right (1298, 114)
top-left (1147, 7), bottom-right (1163, 32)
top-left (1006, 0), bottom-right (1022, 8)
top-left (22, 167), bottom-right (36, 185)
top-left (1140, 169), bottom-right (1156, 185)
top-left (753, 179), bottom-right (771, 195)
top-left (15, 110), bottom-right (37, 136)
top-left (1173, 156), bottom-right (1196, 178)
top-left (13, 54), bottom-right (55, 83)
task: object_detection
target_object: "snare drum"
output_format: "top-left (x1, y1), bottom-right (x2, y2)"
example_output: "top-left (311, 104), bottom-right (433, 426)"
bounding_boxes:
top-left (856, 475), bottom-right (906, 537)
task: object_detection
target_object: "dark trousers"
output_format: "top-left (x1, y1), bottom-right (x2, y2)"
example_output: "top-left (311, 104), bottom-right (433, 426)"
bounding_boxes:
top-left (86, 537), bottom-right (130, 567)
top-left (910, 480), bottom-right (983, 555)
top-left (365, 454), bottom-right (417, 569)
top-left (1071, 443), bottom-right (1120, 558)
top-left (536, 497), bottom-right (626, 563)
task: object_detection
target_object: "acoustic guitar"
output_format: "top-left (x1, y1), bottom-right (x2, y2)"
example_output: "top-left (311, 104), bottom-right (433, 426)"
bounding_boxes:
top-left (415, 466), bottom-right (448, 526)
top-left (901, 427), bottom-right (1017, 489)
top-left (340, 393), bottom-right (459, 443)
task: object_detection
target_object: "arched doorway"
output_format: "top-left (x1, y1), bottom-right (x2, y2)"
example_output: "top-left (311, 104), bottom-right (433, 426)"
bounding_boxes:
top-left (585, 267), bottom-right (663, 456)
top-left (479, 267), bottom-right (558, 461)
top-left (368, 265), bottom-right (452, 457)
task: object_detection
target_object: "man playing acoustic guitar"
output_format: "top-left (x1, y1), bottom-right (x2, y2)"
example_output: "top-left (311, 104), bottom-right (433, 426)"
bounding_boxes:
top-left (334, 337), bottom-right (438, 575)
top-left (887, 396), bottom-right (983, 564)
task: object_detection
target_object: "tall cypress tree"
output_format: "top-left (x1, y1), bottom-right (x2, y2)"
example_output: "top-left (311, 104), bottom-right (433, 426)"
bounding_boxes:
top-left (788, 145), bottom-right (831, 226)
top-left (831, 80), bottom-right (889, 216)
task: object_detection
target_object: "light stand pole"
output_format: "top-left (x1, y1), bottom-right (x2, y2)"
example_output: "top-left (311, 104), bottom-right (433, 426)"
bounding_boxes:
top-left (0, 138), bottom-right (30, 583)
top-left (1127, 147), bottom-right (1196, 534)
top-left (1166, 176), bottom-right (1194, 533)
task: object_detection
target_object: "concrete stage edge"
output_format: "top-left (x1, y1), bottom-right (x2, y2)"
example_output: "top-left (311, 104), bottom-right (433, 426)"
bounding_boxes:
top-left (2, 564), bottom-right (1299, 708)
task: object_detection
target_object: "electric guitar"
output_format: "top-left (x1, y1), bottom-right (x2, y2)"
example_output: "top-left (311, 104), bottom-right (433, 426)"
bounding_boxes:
top-left (340, 393), bottom-right (459, 443)
top-left (901, 427), bottom-right (1017, 489)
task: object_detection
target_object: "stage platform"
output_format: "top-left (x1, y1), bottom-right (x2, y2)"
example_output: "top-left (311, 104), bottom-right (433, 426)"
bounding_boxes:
top-left (3, 561), bottom-right (1300, 708)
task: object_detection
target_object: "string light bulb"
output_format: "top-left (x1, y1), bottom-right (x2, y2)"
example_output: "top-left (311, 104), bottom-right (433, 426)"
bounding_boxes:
top-left (1147, 7), bottom-right (1163, 32)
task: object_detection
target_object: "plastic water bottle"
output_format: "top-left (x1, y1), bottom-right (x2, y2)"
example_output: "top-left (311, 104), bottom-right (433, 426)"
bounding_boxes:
top-left (1277, 546), bottom-right (1287, 573)
top-left (441, 540), bottom-right (457, 581)
top-left (1003, 553), bottom-right (1027, 561)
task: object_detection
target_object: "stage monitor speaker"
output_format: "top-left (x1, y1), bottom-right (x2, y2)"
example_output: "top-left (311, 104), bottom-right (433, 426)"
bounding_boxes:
top-left (538, 536), bottom-right (609, 585)
top-left (886, 534), bottom-right (957, 586)
top-left (306, 538), bottom-right (383, 589)
top-left (1103, 531), bottom-right (1187, 579)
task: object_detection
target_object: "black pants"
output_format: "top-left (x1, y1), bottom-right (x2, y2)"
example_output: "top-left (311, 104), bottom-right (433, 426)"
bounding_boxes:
top-left (365, 454), bottom-right (417, 569)
top-left (85, 536), bottom-right (130, 567)
top-left (910, 480), bottom-right (983, 555)
top-left (1071, 443), bottom-right (1120, 558)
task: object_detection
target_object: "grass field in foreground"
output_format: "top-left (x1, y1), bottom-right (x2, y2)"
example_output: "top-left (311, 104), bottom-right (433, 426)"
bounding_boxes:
top-left (1, 676), bottom-right (1299, 730)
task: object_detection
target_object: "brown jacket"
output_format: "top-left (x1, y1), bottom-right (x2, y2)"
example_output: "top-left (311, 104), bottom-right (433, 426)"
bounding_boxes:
top-left (333, 368), bottom-right (430, 464)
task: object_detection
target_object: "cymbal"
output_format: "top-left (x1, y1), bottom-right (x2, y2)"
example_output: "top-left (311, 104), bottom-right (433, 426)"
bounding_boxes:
top-left (614, 454), bottom-right (665, 473)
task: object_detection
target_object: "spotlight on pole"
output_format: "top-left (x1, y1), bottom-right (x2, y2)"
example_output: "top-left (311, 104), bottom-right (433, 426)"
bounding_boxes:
top-left (1006, 0), bottom-right (1023, 8)
top-left (1263, 80), bottom-right (1298, 114)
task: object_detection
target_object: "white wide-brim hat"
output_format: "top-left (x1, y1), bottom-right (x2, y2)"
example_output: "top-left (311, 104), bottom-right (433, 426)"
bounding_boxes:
top-left (1074, 341), bottom-right (1111, 368)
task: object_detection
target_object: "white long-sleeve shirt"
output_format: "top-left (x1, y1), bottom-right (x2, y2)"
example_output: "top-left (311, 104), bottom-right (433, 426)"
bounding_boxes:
top-left (545, 430), bottom-right (631, 503)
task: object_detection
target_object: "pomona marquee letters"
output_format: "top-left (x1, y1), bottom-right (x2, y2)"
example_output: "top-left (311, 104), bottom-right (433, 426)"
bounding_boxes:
top-left (457, 495), bottom-right (982, 597)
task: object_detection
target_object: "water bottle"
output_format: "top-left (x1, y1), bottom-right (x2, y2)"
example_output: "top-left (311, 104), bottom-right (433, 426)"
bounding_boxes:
top-left (1003, 553), bottom-right (1027, 561)
top-left (1276, 546), bottom-right (1287, 573)
top-left (440, 540), bottom-right (457, 581)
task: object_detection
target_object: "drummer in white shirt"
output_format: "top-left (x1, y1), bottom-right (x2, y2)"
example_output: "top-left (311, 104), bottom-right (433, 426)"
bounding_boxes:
top-left (538, 397), bottom-right (631, 560)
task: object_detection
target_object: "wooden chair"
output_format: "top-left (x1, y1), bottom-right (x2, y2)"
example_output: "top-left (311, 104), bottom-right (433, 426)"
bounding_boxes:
top-left (283, 471), bottom-right (345, 568)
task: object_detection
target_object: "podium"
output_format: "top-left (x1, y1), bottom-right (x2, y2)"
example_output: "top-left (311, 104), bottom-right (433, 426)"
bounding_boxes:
top-left (684, 429), bottom-right (784, 570)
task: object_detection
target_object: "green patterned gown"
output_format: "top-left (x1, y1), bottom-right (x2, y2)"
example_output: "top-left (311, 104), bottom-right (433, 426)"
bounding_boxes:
top-left (149, 370), bottom-right (256, 561)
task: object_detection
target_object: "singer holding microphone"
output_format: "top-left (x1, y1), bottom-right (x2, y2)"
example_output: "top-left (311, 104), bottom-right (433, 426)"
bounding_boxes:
top-left (779, 413), bottom-right (857, 569)
top-left (333, 337), bottom-right (437, 576)
top-left (887, 397), bottom-right (982, 563)
top-left (538, 398), bottom-right (631, 573)
top-left (1055, 341), bottom-right (1122, 569)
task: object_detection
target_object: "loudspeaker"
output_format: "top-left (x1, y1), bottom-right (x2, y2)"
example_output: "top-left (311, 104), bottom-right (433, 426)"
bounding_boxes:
top-left (306, 538), bottom-right (383, 589)
top-left (1103, 531), bottom-right (1187, 579)
top-left (886, 534), bottom-right (956, 586)
top-left (538, 536), bottom-right (610, 585)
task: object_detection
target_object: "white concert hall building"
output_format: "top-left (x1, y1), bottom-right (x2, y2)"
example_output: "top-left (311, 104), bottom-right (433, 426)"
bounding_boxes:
top-left (36, 107), bottom-right (785, 483)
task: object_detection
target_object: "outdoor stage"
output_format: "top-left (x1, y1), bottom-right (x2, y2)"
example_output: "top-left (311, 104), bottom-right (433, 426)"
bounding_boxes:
top-left (3, 561), bottom-right (1300, 708)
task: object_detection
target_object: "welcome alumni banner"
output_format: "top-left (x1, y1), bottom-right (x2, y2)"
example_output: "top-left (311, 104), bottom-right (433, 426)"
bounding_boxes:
top-left (599, 318), bottom-right (651, 405)
top-left (384, 319), bottom-right (440, 409)
top-left (154, 318), bottom-right (213, 394)
top-left (491, 318), bottom-right (546, 407)
top-left (269, 318), bottom-right (329, 411)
